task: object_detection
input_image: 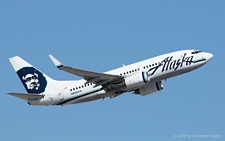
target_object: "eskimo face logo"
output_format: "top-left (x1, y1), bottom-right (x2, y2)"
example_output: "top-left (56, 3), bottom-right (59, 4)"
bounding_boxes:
top-left (17, 67), bottom-right (47, 94)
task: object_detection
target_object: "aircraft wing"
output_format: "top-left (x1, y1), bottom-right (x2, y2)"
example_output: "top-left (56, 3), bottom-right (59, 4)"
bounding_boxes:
top-left (49, 55), bottom-right (124, 87)
top-left (8, 92), bottom-right (44, 100)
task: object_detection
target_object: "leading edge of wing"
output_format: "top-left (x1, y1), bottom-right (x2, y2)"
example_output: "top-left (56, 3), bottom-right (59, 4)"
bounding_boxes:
top-left (7, 92), bottom-right (44, 101)
top-left (49, 55), bottom-right (123, 86)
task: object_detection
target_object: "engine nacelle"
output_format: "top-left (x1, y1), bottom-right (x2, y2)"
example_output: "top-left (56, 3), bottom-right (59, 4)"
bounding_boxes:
top-left (125, 72), bottom-right (150, 90)
top-left (134, 81), bottom-right (163, 96)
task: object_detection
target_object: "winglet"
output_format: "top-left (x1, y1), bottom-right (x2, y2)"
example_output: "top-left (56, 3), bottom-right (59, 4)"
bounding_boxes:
top-left (49, 55), bottom-right (64, 68)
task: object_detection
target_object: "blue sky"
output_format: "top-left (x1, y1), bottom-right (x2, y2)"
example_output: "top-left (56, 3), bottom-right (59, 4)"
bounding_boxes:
top-left (1, 1), bottom-right (224, 140)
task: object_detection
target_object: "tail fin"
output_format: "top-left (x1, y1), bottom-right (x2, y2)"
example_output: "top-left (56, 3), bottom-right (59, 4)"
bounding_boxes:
top-left (9, 56), bottom-right (56, 94)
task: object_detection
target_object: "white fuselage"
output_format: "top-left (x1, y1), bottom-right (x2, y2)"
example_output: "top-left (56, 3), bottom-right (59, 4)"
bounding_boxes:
top-left (28, 50), bottom-right (213, 106)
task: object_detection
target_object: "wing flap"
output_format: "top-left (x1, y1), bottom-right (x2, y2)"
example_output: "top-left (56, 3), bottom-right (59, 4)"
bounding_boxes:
top-left (8, 92), bottom-right (44, 101)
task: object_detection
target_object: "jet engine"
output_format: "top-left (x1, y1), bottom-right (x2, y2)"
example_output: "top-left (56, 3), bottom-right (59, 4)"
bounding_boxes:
top-left (134, 81), bottom-right (163, 96)
top-left (125, 72), bottom-right (150, 90)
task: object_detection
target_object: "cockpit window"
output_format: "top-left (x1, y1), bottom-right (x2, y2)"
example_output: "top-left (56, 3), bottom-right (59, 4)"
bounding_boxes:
top-left (191, 50), bottom-right (202, 54)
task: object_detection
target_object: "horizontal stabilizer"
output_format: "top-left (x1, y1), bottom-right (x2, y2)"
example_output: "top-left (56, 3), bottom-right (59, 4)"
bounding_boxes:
top-left (7, 92), bottom-right (44, 101)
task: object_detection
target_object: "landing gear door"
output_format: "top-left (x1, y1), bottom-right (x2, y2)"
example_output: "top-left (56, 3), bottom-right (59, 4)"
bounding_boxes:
top-left (58, 90), bottom-right (64, 100)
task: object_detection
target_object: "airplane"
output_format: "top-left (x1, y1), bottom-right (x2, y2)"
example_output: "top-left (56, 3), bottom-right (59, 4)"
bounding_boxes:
top-left (8, 49), bottom-right (213, 106)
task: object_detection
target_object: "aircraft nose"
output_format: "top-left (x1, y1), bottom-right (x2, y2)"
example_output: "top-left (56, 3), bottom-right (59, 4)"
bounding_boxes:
top-left (204, 52), bottom-right (213, 61)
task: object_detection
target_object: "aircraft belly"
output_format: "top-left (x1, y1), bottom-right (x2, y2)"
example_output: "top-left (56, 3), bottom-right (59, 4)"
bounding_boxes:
top-left (69, 95), bottom-right (103, 104)
top-left (62, 89), bottom-right (107, 105)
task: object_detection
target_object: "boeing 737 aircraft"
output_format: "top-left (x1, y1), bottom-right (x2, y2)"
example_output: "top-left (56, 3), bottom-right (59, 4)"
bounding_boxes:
top-left (8, 50), bottom-right (213, 106)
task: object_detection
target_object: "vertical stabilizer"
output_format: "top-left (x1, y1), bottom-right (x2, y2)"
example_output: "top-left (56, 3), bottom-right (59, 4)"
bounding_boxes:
top-left (9, 56), bottom-right (56, 94)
